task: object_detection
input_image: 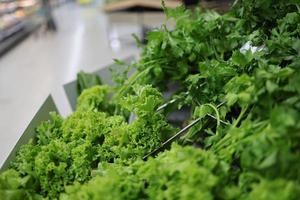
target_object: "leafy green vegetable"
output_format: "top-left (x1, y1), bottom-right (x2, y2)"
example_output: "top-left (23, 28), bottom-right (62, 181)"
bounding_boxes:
top-left (244, 179), bottom-right (300, 200)
top-left (3, 85), bottom-right (174, 198)
top-left (77, 85), bottom-right (113, 113)
top-left (77, 71), bottom-right (102, 94)
top-left (136, 144), bottom-right (229, 200)
top-left (0, 169), bottom-right (41, 200)
top-left (61, 144), bottom-right (229, 200)
top-left (60, 162), bottom-right (143, 200)
top-left (1, 1), bottom-right (300, 199)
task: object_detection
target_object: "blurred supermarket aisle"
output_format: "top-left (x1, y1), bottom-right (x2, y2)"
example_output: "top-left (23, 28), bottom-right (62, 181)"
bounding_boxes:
top-left (0, 2), bottom-right (147, 166)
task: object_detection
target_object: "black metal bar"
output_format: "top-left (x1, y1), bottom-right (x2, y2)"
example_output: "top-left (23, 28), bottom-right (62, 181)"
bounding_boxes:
top-left (143, 117), bottom-right (201, 160)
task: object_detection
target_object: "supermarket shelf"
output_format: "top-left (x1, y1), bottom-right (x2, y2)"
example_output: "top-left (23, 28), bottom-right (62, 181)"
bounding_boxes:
top-left (0, 17), bottom-right (42, 56)
top-left (1, 1), bottom-right (68, 37)
top-left (0, 1), bottom-right (18, 16)
top-left (0, 0), bottom-right (37, 16)
top-left (18, 0), bottom-right (37, 8)
top-left (0, 20), bottom-right (25, 41)
top-left (0, 0), bottom-right (69, 56)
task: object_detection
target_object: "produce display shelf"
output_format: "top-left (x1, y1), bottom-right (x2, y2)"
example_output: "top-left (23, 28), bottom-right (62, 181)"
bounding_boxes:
top-left (0, 95), bottom-right (58, 172)
top-left (64, 56), bottom-right (135, 111)
top-left (0, 58), bottom-right (134, 170)
top-left (0, 14), bottom-right (43, 56)
top-left (0, 20), bottom-right (25, 40)
top-left (0, 21), bottom-right (40, 56)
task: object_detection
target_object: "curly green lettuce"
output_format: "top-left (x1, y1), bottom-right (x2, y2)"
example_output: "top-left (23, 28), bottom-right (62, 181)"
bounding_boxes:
top-left (77, 85), bottom-right (114, 113)
top-left (61, 144), bottom-right (229, 200)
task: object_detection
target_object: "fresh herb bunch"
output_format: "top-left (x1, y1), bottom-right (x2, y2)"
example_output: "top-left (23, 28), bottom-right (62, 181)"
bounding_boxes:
top-left (123, 0), bottom-right (299, 90)
top-left (134, 7), bottom-right (244, 88)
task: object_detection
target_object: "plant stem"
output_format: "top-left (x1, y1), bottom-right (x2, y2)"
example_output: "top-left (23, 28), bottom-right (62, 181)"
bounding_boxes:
top-left (233, 105), bottom-right (248, 128)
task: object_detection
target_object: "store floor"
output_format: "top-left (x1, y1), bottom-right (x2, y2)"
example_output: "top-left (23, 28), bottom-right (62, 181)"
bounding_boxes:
top-left (0, 2), bottom-right (165, 166)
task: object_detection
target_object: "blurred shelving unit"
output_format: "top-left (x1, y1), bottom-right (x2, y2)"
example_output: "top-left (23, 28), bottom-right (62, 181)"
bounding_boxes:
top-left (0, 0), bottom-right (42, 55)
top-left (0, 0), bottom-right (68, 56)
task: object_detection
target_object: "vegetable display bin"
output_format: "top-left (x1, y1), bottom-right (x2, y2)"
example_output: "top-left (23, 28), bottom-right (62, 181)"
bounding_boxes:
top-left (0, 95), bottom-right (59, 171)
top-left (64, 56), bottom-right (134, 111)
top-left (0, 57), bottom-right (134, 171)
top-left (63, 56), bottom-right (191, 127)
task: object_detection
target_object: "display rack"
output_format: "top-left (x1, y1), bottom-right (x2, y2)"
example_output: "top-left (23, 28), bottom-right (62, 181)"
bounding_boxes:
top-left (0, 0), bottom-right (68, 56)
top-left (0, 0), bottom-right (41, 55)
top-left (0, 0), bottom-right (39, 41)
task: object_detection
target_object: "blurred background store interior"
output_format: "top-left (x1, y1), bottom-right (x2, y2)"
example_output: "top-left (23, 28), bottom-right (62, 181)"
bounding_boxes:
top-left (0, 0), bottom-right (232, 165)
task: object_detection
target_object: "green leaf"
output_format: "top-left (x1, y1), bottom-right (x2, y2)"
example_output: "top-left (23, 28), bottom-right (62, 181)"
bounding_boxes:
top-left (231, 50), bottom-right (254, 67)
top-left (77, 71), bottom-right (102, 95)
top-left (266, 80), bottom-right (278, 93)
top-left (226, 93), bottom-right (238, 106)
top-left (194, 105), bottom-right (213, 119)
top-left (258, 151), bottom-right (277, 169)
